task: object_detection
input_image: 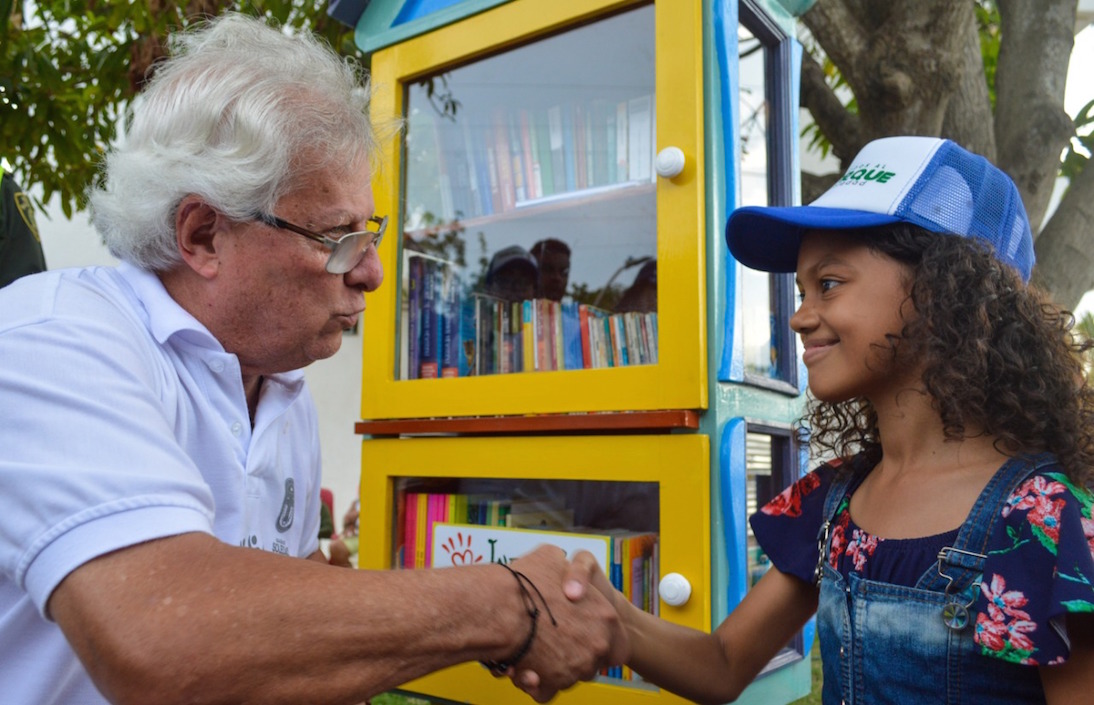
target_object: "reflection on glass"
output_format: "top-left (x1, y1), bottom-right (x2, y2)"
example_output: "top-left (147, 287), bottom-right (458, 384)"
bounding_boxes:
top-left (742, 269), bottom-right (777, 377)
top-left (744, 432), bottom-right (774, 587)
top-left (744, 430), bottom-right (804, 671)
top-left (400, 5), bottom-right (658, 380)
top-left (737, 24), bottom-right (768, 210)
top-left (392, 475), bottom-right (660, 684)
top-left (737, 22), bottom-right (780, 381)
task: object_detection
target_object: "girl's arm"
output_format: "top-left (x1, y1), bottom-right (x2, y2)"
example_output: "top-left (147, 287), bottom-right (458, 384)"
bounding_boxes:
top-left (610, 566), bottom-right (818, 705)
top-left (1040, 613), bottom-right (1094, 704)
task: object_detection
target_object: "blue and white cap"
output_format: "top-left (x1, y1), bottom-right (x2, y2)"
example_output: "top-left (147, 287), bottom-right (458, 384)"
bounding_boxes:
top-left (725, 136), bottom-right (1035, 282)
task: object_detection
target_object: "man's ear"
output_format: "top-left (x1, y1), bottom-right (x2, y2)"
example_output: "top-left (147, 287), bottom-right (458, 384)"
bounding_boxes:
top-left (175, 195), bottom-right (231, 279)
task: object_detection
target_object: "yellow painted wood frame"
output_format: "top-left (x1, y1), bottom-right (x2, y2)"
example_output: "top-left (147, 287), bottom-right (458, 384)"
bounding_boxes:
top-left (359, 433), bottom-right (711, 705)
top-left (363, 0), bottom-right (707, 420)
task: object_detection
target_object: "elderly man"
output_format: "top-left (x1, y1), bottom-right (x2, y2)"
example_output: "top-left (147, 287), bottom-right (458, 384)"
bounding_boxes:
top-left (0, 14), bottom-right (623, 705)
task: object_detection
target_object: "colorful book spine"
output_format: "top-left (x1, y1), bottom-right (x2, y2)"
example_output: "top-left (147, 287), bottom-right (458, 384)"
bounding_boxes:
top-left (493, 108), bottom-right (516, 211)
top-left (522, 299), bottom-right (535, 372)
top-left (547, 105), bottom-right (567, 194)
top-left (519, 108), bottom-right (538, 200)
top-left (562, 301), bottom-right (583, 370)
top-left (406, 255), bottom-right (422, 379)
top-left (418, 259), bottom-right (438, 378)
top-left (578, 303), bottom-right (592, 369)
top-left (534, 108), bottom-right (554, 197)
top-left (440, 267), bottom-right (460, 378)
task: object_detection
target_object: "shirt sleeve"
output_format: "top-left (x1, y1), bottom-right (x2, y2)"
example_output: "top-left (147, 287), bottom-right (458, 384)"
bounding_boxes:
top-left (0, 282), bottom-right (216, 616)
top-left (974, 469), bottom-right (1094, 666)
top-left (749, 460), bottom-right (842, 584)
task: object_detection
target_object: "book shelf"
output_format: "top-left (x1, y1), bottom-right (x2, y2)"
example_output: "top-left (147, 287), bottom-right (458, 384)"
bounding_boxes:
top-left (349, 0), bottom-right (816, 703)
top-left (360, 434), bottom-right (710, 705)
top-left (362, 0), bottom-right (705, 419)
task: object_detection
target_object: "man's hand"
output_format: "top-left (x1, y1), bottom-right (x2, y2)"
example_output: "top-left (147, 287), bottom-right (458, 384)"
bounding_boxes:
top-left (504, 548), bottom-right (628, 702)
top-left (506, 547), bottom-right (628, 701)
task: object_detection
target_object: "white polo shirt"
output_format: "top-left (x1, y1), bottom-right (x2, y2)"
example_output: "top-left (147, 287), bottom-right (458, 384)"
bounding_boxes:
top-left (0, 263), bottom-right (322, 704)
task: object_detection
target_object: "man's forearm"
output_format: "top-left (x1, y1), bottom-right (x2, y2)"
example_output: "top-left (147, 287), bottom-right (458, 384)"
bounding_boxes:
top-left (49, 533), bottom-right (620, 705)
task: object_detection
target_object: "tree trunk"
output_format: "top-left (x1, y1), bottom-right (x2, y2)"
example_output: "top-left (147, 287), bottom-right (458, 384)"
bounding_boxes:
top-left (798, 0), bottom-right (1093, 309)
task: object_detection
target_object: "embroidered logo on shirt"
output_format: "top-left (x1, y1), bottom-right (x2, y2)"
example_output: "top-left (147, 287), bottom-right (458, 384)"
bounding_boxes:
top-left (13, 190), bottom-right (40, 242)
top-left (276, 478), bottom-right (295, 533)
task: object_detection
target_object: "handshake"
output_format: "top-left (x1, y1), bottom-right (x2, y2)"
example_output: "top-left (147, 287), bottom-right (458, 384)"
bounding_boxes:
top-left (482, 545), bottom-right (634, 703)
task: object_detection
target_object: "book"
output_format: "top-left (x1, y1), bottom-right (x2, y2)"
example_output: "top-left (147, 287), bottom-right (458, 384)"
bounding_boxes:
top-left (406, 254), bottom-right (423, 379)
top-left (534, 108), bottom-right (554, 197)
top-left (578, 303), bottom-right (592, 369)
top-left (508, 111), bottom-right (527, 203)
top-left (439, 266), bottom-right (461, 378)
top-left (430, 523), bottom-right (611, 570)
top-left (458, 294), bottom-right (475, 377)
top-left (492, 108), bottom-right (516, 211)
top-left (418, 258), bottom-right (438, 378)
top-left (509, 301), bottom-right (524, 372)
top-left (547, 104), bottom-right (567, 195)
top-left (561, 301), bottom-right (583, 370)
top-left (518, 108), bottom-right (539, 200)
top-left (560, 103), bottom-right (577, 192)
top-left (521, 299), bottom-right (535, 373)
top-left (573, 102), bottom-right (587, 190)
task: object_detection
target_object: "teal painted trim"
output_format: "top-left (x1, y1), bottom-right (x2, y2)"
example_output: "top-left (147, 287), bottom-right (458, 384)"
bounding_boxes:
top-left (749, 0), bottom-right (799, 33)
top-left (703, 0), bottom-right (737, 631)
top-left (770, 0), bottom-right (817, 20)
top-left (713, 0), bottom-right (743, 383)
top-left (719, 417), bottom-right (748, 610)
top-left (734, 656), bottom-right (814, 705)
top-left (715, 383), bottom-right (804, 426)
top-left (354, 0), bottom-right (402, 47)
top-left (354, 0), bottom-right (513, 55)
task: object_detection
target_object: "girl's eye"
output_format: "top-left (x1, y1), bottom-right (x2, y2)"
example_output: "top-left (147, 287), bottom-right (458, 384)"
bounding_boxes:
top-left (819, 278), bottom-right (839, 292)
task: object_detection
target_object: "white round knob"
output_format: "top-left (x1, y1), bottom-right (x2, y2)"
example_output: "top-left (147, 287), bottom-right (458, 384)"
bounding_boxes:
top-left (658, 572), bottom-right (692, 606)
top-left (654, 146), bottom-right (686, 178)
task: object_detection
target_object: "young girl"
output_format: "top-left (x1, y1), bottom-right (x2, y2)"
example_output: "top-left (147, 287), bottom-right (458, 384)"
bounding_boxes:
top-left (521, 137), bottom-right (1094, 704)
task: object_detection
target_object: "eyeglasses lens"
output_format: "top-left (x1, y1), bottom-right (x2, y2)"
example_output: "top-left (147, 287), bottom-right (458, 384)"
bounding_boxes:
top-left (326, 233), bottom-right (375, 274)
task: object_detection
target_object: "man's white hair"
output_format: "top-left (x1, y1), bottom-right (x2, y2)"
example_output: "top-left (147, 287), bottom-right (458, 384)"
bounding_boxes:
top-left (89, 13), bottom-right (377, 271)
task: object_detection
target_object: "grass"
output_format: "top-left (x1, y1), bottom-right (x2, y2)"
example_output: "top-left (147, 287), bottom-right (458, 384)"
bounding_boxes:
top-left (788, 634), bottom-right (823, 705)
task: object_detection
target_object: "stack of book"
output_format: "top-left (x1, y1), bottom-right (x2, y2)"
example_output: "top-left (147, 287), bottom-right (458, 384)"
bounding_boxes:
top-left (404, 252), bottom-right (658, 379)
top-left (395, 488), bottom-right (658, 682)
top-left (421, 92), bottom-right (657, 222)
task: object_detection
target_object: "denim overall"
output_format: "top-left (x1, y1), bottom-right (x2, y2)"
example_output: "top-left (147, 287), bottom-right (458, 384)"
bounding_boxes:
top-left (815, 454), bottom-right (1051, 705)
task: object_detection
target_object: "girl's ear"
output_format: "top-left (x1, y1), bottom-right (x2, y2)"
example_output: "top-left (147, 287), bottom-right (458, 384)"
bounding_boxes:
top-left (175, 195), bottom-right (230, 279)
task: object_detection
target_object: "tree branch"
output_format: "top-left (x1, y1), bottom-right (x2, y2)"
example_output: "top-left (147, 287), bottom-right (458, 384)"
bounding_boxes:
top-left (800, 0), bottom-right (870, 94)
top-left (995, 0), bottom-right (1077, 229)
top-left (1032, 160), bottom-right (1094, 310)
top-left (799, 51), bottom-right (863, 163)
top-left (942, 10), bottom-right (997, 160)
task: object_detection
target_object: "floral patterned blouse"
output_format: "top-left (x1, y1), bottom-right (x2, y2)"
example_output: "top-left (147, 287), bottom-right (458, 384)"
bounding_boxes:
top-left (750, 455), bottom-right (1094, 666)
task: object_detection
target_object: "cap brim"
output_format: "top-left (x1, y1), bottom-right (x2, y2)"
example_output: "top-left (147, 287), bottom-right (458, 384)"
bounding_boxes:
top-left (725, 206), bottom-right (901, 273)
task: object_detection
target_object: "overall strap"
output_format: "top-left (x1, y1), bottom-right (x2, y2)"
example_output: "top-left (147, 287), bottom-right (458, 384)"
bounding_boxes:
top-left (917, 453), bottom-right (1052, 595)
top-left (813, 456), bottom-right (868, 585)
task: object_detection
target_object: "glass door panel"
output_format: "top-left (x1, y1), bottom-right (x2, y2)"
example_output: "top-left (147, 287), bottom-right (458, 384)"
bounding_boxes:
top-left (399, 5), bottom-right (657, 380)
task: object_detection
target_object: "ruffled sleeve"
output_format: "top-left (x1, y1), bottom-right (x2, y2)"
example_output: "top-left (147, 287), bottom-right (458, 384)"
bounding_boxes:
top-left (749, 460), bottom-right (843, 584)
top-left (974, 469), bottom-right (1094, 666)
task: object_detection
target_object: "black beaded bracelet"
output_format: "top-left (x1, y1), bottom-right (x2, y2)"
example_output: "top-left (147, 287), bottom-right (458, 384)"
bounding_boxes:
top-left (480, 561), bottom-right (558, 675)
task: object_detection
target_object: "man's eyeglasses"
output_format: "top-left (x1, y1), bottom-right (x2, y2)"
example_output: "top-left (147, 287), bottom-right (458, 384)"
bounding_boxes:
top-left (254, 212), bottom-right (387, 274)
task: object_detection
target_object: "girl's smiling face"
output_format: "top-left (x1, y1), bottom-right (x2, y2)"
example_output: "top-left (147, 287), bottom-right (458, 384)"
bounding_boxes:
top-left (791, 230), bottom-right (919, 404)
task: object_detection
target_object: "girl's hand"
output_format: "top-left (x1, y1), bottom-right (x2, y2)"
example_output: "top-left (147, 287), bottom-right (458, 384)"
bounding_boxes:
top-left (507, 550), bottom-right (630, 700)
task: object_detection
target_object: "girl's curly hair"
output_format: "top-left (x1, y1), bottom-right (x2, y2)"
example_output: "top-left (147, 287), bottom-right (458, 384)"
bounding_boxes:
top-left (803, 223), bottom-right (1094, 489)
